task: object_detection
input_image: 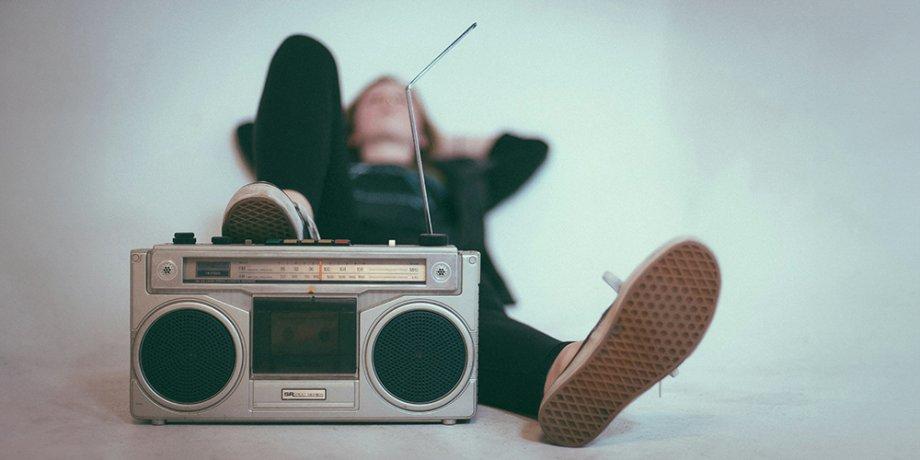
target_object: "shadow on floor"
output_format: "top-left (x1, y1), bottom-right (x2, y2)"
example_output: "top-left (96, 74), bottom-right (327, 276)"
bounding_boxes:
top-left (520, 415), bottom-right (636, 445)
top-left (78, 369), bottom-right (137, 424)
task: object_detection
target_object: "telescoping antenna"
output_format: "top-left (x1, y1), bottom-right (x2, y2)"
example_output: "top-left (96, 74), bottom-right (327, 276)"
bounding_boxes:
top-left (407, 22), bottom-right (477, 246)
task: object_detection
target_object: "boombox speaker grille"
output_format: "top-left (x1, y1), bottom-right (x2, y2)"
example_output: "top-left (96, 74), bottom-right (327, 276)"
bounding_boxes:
top-left (372, 310), bottom-right (467, 405)
top-left (139, 309), bottom-right (236, 405)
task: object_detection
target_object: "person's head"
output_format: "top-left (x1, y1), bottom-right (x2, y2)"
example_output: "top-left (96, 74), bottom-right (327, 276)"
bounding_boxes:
top-left (345, 76), bottom-right (439, 165)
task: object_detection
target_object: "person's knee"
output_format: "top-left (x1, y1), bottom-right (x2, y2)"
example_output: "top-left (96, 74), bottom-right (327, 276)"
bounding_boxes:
top-left (276, 34), bottom-right (336, 67)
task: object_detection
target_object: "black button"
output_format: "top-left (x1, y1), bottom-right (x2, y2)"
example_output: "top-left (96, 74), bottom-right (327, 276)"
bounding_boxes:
top-left (211, 236), bottom-right (234, 245)
top-left (418, 233), bottom-right (449, 246)
top-left (173, 232), bottom-right (196, 244)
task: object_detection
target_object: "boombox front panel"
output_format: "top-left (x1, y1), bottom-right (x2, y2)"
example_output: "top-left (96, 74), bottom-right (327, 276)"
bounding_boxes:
top-left (129, 244), bottom-right (479, 423)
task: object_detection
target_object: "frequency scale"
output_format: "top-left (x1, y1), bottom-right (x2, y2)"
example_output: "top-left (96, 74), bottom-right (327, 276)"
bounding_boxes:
top-left (184, 257), bottom-right (427, 283)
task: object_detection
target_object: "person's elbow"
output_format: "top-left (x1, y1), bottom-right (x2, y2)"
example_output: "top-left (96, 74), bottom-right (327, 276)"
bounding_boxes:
top-left (534, 138), bottom-right (549, 167)
top-left (522, 136), bottom-right (549, 170)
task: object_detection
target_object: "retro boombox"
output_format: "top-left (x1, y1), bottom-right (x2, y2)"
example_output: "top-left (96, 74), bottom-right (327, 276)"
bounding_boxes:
top-left (130, 238), bottom-right (479, 424)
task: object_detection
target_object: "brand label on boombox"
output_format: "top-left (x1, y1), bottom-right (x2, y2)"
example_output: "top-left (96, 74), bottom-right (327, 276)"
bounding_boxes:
top-left (282, 389), bottom-right (327, 400)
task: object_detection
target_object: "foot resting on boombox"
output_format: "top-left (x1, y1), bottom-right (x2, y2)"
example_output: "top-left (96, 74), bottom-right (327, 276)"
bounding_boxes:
top-left (221, 182), bottom-right (320, 242)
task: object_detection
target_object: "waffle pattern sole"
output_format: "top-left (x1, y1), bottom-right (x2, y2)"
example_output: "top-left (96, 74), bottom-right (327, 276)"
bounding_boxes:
top-left (222, 197), bottom-right (297, 242)
top-left (538, 240), bottom-right (721, 447)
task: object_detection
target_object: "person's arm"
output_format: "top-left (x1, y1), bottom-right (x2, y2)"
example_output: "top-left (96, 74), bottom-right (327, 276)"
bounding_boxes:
top-left (481, 134), bottom-right (549, 211)
top-left (434, 133), bottom-right (549, 211)
top-left (435, 134), bottom-right (499, 161)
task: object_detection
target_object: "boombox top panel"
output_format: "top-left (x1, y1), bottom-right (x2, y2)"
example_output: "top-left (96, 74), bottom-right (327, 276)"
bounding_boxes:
top-left (144, 244), bottom-right (463, 295)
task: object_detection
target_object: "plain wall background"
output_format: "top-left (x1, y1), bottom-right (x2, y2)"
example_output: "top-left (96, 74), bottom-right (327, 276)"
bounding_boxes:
top-left (1, 0), bottom-right (918, 432)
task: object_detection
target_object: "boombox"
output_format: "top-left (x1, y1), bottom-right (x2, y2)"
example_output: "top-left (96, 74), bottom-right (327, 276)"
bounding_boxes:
top-left (130, 239), bottom-right (480, 424)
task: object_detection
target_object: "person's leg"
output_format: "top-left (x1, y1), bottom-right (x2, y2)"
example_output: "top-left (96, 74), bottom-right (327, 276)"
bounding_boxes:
top-left (252, 34), bottom-right (354, 237)
top-left (478, 304), bottom-right (571, 418)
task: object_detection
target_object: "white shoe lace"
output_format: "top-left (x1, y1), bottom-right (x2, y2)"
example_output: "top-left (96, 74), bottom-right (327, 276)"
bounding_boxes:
top-left (295, 204), bottom-right (321, 240)
top-left (602, 271), bottom-right (622, 293)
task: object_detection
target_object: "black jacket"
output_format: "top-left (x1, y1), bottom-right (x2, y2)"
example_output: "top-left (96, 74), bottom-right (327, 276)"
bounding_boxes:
top-left (433, 134), bottom-right (548, 305)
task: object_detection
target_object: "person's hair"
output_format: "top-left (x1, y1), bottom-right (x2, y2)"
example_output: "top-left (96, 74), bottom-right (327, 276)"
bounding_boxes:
top-left (344, 75), bottom-right (440, 162)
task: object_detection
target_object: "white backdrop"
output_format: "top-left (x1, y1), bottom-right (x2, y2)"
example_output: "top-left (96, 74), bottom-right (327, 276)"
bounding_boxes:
top-left (1, 1), bottom-right (918, 455)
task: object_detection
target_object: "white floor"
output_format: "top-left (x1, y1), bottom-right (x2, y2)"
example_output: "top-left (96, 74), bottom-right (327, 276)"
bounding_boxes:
top-left (2, 349), bottom-right (916, 458)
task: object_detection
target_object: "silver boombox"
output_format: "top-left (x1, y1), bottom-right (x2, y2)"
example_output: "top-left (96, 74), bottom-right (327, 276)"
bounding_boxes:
top-left (130, 241), bottom-right (480, 424)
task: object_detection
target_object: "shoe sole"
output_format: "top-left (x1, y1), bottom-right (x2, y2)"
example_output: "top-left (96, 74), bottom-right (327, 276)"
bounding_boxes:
top-left (538, 238), bottom-right (721, 447)
top-left (222, 197), bottom-right (298, 243)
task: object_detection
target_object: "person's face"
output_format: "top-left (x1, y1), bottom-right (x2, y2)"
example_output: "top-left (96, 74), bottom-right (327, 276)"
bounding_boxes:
top-left (350, 80), bottom-right (428, 160)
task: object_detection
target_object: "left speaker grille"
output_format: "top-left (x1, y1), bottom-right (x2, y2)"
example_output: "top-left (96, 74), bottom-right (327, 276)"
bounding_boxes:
top-left (139, 309), bottom-right (236, 405)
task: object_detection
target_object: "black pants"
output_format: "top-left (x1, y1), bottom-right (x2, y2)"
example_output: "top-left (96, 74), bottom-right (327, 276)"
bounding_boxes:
top-left (252, 35), bottom-right (567, 419)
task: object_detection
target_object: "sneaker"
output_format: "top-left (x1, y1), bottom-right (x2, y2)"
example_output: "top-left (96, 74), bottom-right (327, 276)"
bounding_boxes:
top-left (221, 182), bottom-right (320, 242)
top-left (538, 238), bottom-right (721, 447)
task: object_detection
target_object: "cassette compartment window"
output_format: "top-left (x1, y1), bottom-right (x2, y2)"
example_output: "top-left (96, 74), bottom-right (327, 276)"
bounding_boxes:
top-left (252, 298), bottom-right (357, 376)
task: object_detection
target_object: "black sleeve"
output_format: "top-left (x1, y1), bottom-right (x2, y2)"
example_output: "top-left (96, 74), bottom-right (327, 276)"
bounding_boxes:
top-left (483, 133), bottom-right (549, 211)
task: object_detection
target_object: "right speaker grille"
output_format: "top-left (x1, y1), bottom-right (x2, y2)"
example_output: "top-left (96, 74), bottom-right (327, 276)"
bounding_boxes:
top-left (372, 310), bottom-right (467, 405)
